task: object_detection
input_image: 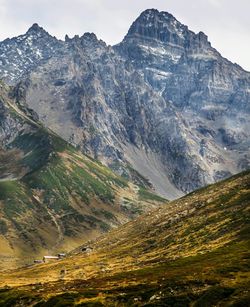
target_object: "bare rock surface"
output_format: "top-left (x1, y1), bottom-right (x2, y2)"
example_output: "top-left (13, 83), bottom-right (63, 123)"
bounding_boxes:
top-left (0, 9), bottom-right (249, 198)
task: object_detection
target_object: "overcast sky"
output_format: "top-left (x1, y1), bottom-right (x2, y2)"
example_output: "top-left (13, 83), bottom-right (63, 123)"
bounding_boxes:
top-left (0, 0), bottom-right (249, 71)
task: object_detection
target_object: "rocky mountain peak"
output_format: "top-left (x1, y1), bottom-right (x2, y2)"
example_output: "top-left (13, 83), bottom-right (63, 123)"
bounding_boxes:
top-left (0, 9), bottom-right (249, 200)
top-left (0, 24), bottom-right (62, 84)
top-left (65, 34), bottom-right (70, 42)
top-left (125, 8), bottom-right (187, 44)
top-left (80, 32), bottom-right (106, 46)
top-left (66, 32), bottom-right (106, 50)
top-left (27, 23), bottom-right (43, 33)
top-left (25, 23), bottom-right (52, 39)
top-left (80, 32), bottom-right (100, 45)
top-left (121, 8), bottom-right (213, 54)
top-left (141, 8), bottom-right (176, 21)
top-left (82, 32), bottom-right (98, 41)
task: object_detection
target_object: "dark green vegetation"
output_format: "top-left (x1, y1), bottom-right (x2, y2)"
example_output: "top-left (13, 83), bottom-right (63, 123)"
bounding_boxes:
top-left (0, 220), bottom-right (7, 235)
top-left (0, 85), bottom-right (166, 270)
top-left (110, 162), bottom-right (153, 189)
top-left (0, 171), bottom-right (249, 306)
top-left (138, 187), bottom-right (167, 202)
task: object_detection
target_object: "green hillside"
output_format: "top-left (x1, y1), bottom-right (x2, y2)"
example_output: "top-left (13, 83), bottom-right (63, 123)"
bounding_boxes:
top-left (0, 171), bottom-right (249, 306)
top-left (0, 84), bottom-right (166, 270)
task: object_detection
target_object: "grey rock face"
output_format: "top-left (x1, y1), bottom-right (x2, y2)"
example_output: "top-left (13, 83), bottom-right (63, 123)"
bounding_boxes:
top-left (116, 9), bottom-right (250, 111)
top-left (0, 84), bottom-right (27, 147)
top-left (0, 24), bottom-right (63, 84)
top-left (115, 9), bottom-right (250, 190)
top-left (1, 10), bottom-right (250, 199)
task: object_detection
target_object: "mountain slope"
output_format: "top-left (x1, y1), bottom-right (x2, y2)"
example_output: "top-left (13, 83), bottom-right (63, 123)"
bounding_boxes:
top-left (11, 32), bottom-right (184, 199)
top-left (115, 9), bottom-right (250, 190)
top-left (0, 82), bottom-right (166, 270)
top-left (0, 171), bottom-right (249, 306)
top-left (0, 9), bottom-right (249, 199)
top-left (1, 9), bottom-right (248, 199)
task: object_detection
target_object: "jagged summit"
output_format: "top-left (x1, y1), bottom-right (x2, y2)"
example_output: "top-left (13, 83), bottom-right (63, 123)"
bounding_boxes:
top-left (124, 8), bottom-right (188, 43)
top-left (0, 8), bottom-right (249, 198)
top-left (25, 23), bottom-right (57, 40)
top-left (79, 32), bottom-right (107, 48)
top-left (0, 24), bottom-right (62, 84)
top-left (65, 32), bottom-right (106, 48)
top-left (65, 34), bottom-right (70, 42)
top-left (70, 32), bottom-right (100, 43)
top-left (143, 8), bottom-right (177, 21)
top-left (26, 23), bottom-right (45, 33)
top-left (121, 8), bottom-right (213, 54)
top-left (81, 32), bottom-right (98, 41)
top-left (138, 8), bottom-right (176, 20)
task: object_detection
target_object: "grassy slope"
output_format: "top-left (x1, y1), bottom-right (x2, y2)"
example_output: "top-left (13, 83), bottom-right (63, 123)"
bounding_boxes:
top-left (0, 171), bottom-right (249, 306)
top-left (0, 89), bottom-right (167, 270)
top-left (0, 131), bottom-right (165, 269)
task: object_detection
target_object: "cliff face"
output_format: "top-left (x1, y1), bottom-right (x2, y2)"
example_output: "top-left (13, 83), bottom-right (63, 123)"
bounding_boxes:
top-left (117, 9), bottom-right (250, 111)
top-left (115, 9), bottom-right (250, 191)
top-left (0, 9), bottom-right (249, 199)
top-left (0, 82), bottom-right (165, 269)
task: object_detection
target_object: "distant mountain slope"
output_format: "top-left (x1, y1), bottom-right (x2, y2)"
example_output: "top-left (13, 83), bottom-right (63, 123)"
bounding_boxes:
top-left (0, 9), bottom-right (249, 199)
top-left (0, 170), bottom-right (249, 306)
top-left (0, 82), bottom-right (166, 270)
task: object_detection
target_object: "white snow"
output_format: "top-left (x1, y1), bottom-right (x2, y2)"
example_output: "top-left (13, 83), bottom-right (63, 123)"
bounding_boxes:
top-left (35, 49), bottom-right (42, 57)
top-left (17, 48), bottom-right (22, 55)
top-left (171, 19), bottom-right (184, 39)
top-left (201, 105), bottom-right (226, 111)
top-left (140, 44), bottom-right (182, 63)
top-left (188, 53), bottom-right (217, 60)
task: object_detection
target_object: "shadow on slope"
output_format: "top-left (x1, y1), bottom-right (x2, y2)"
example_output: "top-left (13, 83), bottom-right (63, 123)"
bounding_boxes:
top-left (0, 171), bottom-right (249, 306)
top-left (0, 85), bottom-right (166, 270)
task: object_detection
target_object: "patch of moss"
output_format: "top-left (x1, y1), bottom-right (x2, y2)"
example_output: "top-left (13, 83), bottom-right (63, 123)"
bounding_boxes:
top-left (9, 131), bottom-right (52, 173)
top-left (194, 286), bottom-right (235, 307)
top-left (138, 187), bottom-right (167, 202)
top-left (35, 292), bottom-right (78, 307)
top-left (0, 219), bottom-right (7, 235)
top-left (0, 181), bottom-right (33, 218)
top-left (0, 289), bottom-right (39, 307)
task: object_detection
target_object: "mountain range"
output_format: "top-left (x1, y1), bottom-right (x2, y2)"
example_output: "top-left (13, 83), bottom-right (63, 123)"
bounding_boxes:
top-left (0, 7), bottom-right (249, 306)
top-left (0, 9), bottom-right (249, 200)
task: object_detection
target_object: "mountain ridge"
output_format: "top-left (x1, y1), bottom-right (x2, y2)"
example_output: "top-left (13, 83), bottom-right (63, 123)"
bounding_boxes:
top-left (0, 11), bottom-right (249, 305)
top-left (0, 82), bottom-right (166, 270)
top-left (0, 9), bottom-right (249, 199)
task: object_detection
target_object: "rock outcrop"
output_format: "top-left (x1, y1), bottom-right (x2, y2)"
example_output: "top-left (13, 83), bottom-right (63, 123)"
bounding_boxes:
top-left (0, 24), bottom-right (62, 84)
top-left (0, 9), bottom-right (249, 199)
